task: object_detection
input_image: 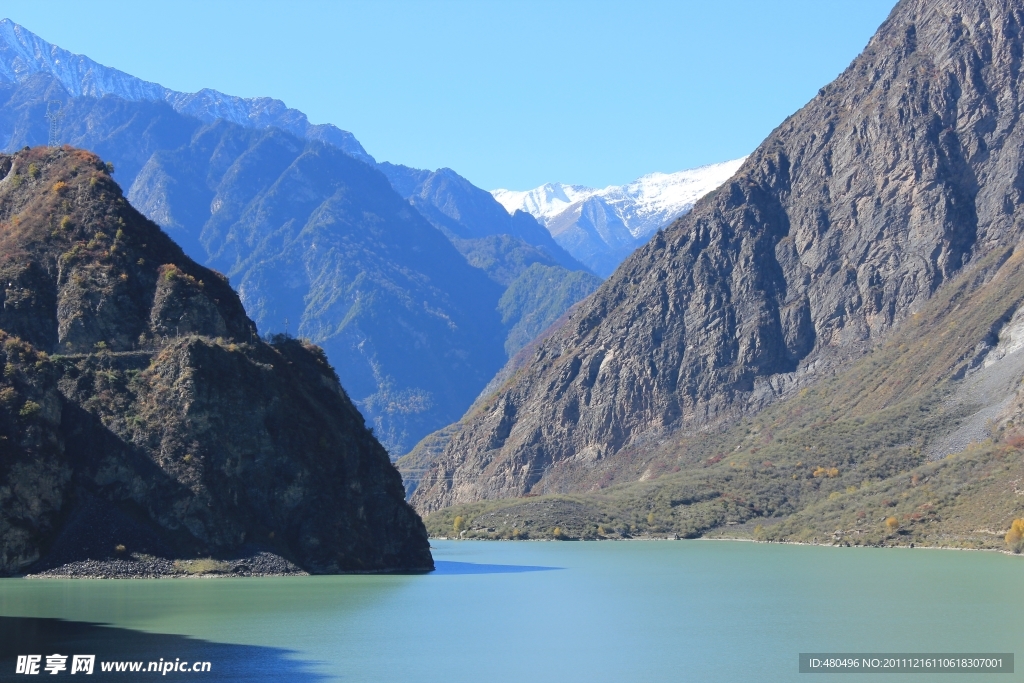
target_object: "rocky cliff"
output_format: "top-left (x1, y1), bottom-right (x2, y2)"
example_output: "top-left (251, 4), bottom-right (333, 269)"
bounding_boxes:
top-left (413, 0), bottom-right (1024, 512)
top-left (0, 146), bottom-right (432, 574)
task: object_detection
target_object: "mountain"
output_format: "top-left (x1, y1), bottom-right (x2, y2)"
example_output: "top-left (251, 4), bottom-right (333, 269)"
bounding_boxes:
top-left (0, 19), bottom-right (372, 162)
top-left (0, 20), bottom-right (604, 454)
top-left (411, 0), bottom-right (1024, 540)
top-left (378, 163), bottom-right (585, 273)
top-left (0, 77), bottom-right (505, 455)
top-left (124, 119), bottom-right (509, 457)
top-left (492, 159), bottom-right (745, 275)
top-left (378, 163), bottom-right (602, 356)
top-left (0, 146), bottom-right (432, 575)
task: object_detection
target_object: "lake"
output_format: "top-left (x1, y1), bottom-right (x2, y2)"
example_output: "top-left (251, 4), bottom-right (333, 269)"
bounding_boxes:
top-left (0, 540), bottom-right (1021, 682)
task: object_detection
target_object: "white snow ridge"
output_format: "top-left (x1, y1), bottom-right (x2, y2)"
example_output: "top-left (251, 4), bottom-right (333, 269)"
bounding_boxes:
top-left (492, 158), bottom-right (746, 275)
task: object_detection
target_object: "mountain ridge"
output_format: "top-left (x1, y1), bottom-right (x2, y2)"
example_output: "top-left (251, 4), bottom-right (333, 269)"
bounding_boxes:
top-left (0, 19), bottom-right (372, 163)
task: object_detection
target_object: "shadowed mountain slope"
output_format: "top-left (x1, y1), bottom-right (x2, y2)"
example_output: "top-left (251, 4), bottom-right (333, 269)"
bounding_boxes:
top-left (413, 0), bottom-right (1024, 512)
top-left (0, 147), bottom-right (432, 574)
top-left (378, 162), bottom-right (602, 358)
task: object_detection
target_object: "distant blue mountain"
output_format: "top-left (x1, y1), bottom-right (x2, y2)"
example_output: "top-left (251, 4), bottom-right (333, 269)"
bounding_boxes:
top-left (0, 18), bottom-right (372, 163)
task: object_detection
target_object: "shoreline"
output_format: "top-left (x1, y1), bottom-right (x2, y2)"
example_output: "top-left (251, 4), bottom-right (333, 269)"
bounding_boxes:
top-left (427, 534), bottom-right (1023, 557)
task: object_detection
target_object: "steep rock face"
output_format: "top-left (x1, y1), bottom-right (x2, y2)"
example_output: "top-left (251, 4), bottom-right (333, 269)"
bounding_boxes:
top-left (0, 147), bottom-right (431, 574)
top-left (0, 64), bottom-right (596, 454)
top-left (412, 0), bottom-right (1024, 512)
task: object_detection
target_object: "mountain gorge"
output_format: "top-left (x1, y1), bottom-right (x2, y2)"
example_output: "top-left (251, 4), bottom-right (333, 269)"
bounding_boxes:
top-left (412, 0), bottom-right (1024, 538)
top-left (0, 147), bottom-right (432, 575)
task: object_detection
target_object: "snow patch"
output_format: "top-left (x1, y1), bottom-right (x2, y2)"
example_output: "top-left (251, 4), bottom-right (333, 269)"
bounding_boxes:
top-left (492, 157), bottom-right (746, 239)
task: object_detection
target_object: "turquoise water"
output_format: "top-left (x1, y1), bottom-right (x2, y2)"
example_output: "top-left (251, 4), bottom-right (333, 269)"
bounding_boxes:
top-left (0, 540), bottom-right (1021, 682)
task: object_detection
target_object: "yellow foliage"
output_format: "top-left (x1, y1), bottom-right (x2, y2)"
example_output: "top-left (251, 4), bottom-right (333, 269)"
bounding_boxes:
top-left (452, 515), bottom-right (465, 534)
top-left (813, 466), bottom-right (840, 478)
top-left (885, 516), bottom-right (899, 532)
top-left (52, 181), bottom-right (68, 195)
top-left (1005, 519), bottom-right (1024, 545)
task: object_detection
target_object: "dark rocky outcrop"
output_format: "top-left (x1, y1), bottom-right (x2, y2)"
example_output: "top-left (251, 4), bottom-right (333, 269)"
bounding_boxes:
top-left (413, 0), bottom-right (1024, 512)
top-left (0, 147), bottom-right (432, 574)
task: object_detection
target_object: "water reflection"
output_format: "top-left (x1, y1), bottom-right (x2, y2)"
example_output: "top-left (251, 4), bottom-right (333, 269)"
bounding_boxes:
top-left (432, 561), bottom-right (560, 575)
top-left (0, 617), bottom-right (328, 683)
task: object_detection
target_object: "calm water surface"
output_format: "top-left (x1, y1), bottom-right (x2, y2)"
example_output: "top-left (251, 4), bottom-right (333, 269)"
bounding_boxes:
top-left (0, 540), bottom-right (1021, 682)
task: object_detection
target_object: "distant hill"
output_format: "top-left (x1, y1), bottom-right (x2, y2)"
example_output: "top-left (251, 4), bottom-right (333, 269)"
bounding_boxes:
top-left (0, 146), bottom-right (432, 575)
top-left (492, 159), bottom-right (744, 275)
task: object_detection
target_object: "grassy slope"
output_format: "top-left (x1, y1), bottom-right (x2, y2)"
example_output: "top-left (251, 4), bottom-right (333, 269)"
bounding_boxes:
top-left (422, 247), bottom-right (1024, 551)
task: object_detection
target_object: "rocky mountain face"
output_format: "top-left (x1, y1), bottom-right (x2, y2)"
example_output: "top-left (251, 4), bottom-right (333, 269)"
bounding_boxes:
top-left (492, 159), bottom-right (745, 276)
top-left (0, 147), bottom-right (432, 575)
top-left (412, 0), bottom-right (1024, 512)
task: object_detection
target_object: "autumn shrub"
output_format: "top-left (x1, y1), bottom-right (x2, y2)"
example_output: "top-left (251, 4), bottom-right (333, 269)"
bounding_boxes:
top-left (18, 400), bottom-right (41, 418)
top-left (1005, 519), bottom-right (1024, 552)
top-left (885, 516), bottom-right (899, 532)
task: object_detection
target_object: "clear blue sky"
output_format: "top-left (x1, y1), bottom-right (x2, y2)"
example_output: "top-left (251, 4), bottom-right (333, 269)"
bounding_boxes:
top-left (7, 0), bottom-right (897, 190)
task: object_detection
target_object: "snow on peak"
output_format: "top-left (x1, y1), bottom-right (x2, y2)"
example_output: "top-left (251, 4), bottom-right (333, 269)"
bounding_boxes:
top-left (492, 157), bottom-right (746, 239)
top-left (0, 18), bottom-right (373, 163)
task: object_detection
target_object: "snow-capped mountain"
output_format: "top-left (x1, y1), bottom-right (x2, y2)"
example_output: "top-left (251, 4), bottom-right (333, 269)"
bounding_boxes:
top-left (0, 19), bottom-right (372, 162)
top-left (492, 158), bottom-right (746, 275)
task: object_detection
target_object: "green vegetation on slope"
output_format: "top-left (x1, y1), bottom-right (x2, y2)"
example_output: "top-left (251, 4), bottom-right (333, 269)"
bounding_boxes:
top-left (499, 263), bottom-right (602, 357)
